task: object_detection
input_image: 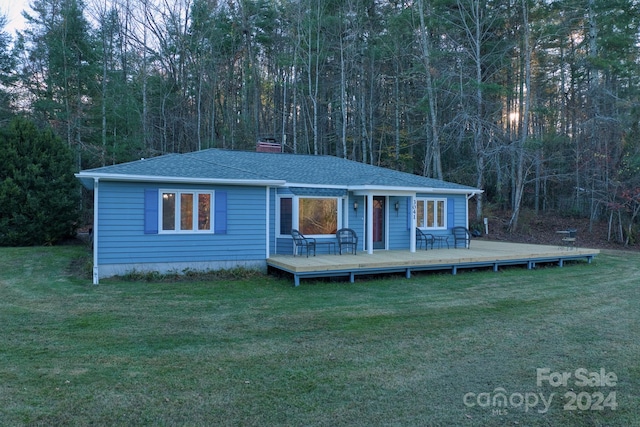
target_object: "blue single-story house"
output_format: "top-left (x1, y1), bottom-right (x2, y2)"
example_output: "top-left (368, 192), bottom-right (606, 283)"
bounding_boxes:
top-left (75, 149), bottom-right (482, 284)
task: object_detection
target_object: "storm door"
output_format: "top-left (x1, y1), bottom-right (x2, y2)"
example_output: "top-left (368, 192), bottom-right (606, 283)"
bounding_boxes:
top-left (372, 196), bottom-right (385, 249)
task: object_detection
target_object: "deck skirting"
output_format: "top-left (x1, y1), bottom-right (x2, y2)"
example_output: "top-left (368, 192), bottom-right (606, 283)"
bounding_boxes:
top-left (267, 240), bottom-right (599, 286)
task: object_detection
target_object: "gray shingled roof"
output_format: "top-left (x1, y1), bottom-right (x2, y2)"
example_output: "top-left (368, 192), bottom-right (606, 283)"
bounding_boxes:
top-left (77, 149), bottom-right (480, 193)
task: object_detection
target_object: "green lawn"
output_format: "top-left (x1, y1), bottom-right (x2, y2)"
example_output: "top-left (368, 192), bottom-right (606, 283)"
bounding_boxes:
top-left (1, 245), bottom-right (638, 426)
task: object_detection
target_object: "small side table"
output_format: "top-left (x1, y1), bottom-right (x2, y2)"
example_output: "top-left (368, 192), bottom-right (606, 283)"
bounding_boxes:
top-left (315, 241), bottom-right (336, 254)
top-left (433, 235), bottom-right (449, 249)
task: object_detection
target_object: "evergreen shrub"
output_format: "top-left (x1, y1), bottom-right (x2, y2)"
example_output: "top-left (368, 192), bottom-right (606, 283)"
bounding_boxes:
top-left (0, 117), bottom-right (80, 246)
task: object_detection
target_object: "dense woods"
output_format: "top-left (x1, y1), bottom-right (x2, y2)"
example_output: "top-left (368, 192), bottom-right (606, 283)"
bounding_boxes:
top-left (1, 0), bottom-right (640, 242)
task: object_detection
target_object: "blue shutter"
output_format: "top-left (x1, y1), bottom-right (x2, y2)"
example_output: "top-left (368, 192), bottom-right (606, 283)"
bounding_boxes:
top-left (144, 189), bottom-right (159, 234)
top-left (215, 191), bottom-right (227, 234)
top-left (447, 198), bottom-right (455, 229)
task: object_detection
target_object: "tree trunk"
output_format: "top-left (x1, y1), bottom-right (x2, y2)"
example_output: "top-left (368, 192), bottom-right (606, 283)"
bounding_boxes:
top-left (417, 0), bottom-right (443, 179)
top-left (509, 0), bottom-right (532, 232)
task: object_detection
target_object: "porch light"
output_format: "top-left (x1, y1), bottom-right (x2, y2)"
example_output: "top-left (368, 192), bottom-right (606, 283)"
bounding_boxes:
top-left (353, 201), bottom-right (358, 213)
top-left (394, 201), bottom-right (400, 213)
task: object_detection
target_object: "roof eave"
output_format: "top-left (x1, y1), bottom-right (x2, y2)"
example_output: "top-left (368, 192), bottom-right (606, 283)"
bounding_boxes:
top-left (348, 185), bottom-right (483, 195)
top-left (75, 172), bottom-right (286, 189)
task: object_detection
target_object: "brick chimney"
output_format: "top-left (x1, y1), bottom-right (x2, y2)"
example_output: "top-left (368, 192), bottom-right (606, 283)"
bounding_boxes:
top-left (256, 138), bottom-right (282, 153)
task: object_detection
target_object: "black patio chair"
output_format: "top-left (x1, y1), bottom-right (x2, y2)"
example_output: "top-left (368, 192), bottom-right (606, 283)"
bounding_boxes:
top-left (416, 228), bottom-right (434, 250)
top-left (452, 226), bottom-right (471, 249)
top-left (291, 229), bottom-right (316, 257)
top-left (336, 228), bottom-right (358, 255)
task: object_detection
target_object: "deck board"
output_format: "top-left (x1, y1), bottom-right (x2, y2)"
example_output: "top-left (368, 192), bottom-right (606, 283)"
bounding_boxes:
top-left (267, 240), bottom-right (599, 286)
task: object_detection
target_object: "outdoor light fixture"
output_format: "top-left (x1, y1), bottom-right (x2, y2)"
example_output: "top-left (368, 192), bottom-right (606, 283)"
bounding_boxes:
top-left (353, 201), bottom-right (359, 213)
top-left (395, 201), bottom-right (400, 211)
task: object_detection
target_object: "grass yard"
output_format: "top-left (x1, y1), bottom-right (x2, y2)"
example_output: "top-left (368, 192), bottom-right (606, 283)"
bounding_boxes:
top-left (0, 245), bottom-right (639, 426)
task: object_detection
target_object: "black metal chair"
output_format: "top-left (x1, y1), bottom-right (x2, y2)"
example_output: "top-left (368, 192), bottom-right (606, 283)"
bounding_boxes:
top-left (291, 229), bottom-right (316, 257)
top-left (336, 228), bottom-right (358, 255)
top-left (452, 226), bottom-right (471, 249)
top-left (416, 228), bottom-right (434, 250)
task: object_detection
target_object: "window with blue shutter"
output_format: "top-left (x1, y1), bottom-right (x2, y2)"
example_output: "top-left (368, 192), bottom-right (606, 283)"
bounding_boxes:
top-left (150, 189), bottom-right (219, 234)
top-left (414, 197), bottom-right (448, 230)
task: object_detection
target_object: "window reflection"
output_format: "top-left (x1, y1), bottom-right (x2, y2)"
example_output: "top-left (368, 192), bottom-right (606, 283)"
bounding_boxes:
top-left (279, 198), bottom-right (292, 235)
top-left (180, 193), bottom-right (193, 230)
top-left (198, 194), bottom-right (211, 230)
top-left (162, 193), bottom-right (176, 230)
top-left (299, 198), bottom-right (337, 235)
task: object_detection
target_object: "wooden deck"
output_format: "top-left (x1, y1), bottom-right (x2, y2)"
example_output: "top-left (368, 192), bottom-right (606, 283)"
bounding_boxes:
top-left (267, 240), bottom-right (600, 286)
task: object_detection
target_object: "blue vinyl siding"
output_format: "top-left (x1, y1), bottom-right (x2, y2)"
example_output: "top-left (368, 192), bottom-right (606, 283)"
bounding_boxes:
top-left (122, 185), bottom-right (469, 258)
top-left (348, 195), bottom-right (365, 251)
top-left (97, 182), bottom-right (267, 265)
top-left (388, 196), bottom-right (410, 250)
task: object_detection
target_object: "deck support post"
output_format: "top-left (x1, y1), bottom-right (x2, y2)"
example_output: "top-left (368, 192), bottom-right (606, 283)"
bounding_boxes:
top-left (294, 275), bottom-right (300, 287)
top-left (350, 272), bottom-right (355, 283)
top-left (406, 269), bottom-right (411, 279)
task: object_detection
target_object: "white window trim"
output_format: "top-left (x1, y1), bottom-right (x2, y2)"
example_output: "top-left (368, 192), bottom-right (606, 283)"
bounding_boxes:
top-left (416, 197), bottom-right (447, 230)
top-left (159, 189), bottom-right (215, 234)
top-left (277, 195), bottom-right (344, 238)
